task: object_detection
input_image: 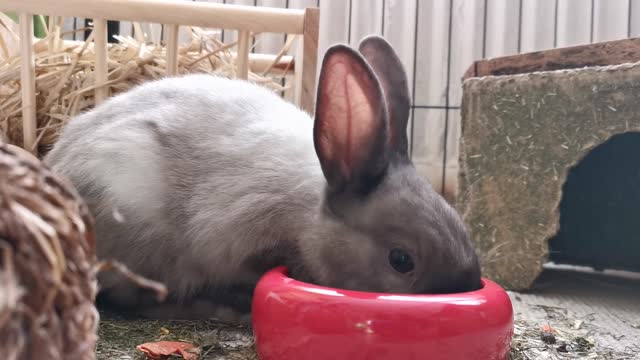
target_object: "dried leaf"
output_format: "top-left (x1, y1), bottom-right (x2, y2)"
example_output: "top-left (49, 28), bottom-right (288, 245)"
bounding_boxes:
top-left (136, 340), bottom-right (200, 360)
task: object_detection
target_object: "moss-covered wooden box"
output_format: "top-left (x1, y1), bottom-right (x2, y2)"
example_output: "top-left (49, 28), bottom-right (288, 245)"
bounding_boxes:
top-left (458, 38), bottom-right (640, 290)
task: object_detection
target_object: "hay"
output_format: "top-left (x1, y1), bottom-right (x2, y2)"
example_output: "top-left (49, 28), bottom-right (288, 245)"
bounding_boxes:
top-left (0, 16), bottom-right (292, 153)
top-left (509, 318), bottom-right (639, 359)
top-left (0, 142), bottom-right (99, 360)
top-left (96, 312), bottom-right (256, 360)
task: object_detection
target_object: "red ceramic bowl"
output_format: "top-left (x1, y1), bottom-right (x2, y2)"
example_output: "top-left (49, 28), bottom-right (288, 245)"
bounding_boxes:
top-left (252, 266), bottom-right (513, 360)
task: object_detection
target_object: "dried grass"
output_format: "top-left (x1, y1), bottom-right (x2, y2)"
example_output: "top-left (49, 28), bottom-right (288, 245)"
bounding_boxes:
top-left (509, 319), bottom-right (639, 360)
top-left (0, 15), bottom-right (292, 153)
top-left (0, 15), bottom-right (292, 359)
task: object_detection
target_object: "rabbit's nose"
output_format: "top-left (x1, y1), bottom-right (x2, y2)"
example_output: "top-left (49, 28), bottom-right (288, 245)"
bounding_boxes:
top-left (421, 266), bottom-right (482, 294)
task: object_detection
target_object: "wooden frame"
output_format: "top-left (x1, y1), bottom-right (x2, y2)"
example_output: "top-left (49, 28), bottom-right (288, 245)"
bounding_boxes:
top-left (0, 0), bottom-right (320, 155)
top-left (463, 37), bottom-right (640, 80)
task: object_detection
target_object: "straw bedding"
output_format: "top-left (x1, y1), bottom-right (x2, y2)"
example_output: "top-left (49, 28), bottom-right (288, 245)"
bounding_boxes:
top-left (0, 14), bottom-right (291, 359)
top-left (0, 15), bottom-right (291, 154)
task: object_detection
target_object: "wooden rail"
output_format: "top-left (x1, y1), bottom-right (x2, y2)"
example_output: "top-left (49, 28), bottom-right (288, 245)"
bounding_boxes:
top-left (1, 0), bottom-right (320, 155)
top-left (165, 24), bottom-right (179, 76)
top-left (2, 0), bottom-right (306, 34)
top-left (93, 18), bottom-right (108, 104)
top-left (18, 13), bottom-right (36, 154)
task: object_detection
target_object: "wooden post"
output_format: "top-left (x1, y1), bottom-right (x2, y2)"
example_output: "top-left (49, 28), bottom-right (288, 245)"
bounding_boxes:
top-left (300, 7), bottom-right (319, 115)
top-left (93, 19), bottom-right (108, 104)
top-left (293, 37), bottom-right (303, 107)
top-left (236, 30), bottom-right (250, 79)
top-left (166, 24), bottom-right (180, 76)
top-left (19, 13), bottom-right (37, 155)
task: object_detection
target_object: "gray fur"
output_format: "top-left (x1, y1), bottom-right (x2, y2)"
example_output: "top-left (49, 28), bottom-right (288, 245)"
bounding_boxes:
top-left (44, 36), bottom-right (480, 324)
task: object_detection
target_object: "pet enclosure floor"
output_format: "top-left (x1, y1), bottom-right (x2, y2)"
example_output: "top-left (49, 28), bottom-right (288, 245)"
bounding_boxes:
top-left (509, 265), bottom-right (640, 359)
top-left (95, 266), bottom-right (640, 360)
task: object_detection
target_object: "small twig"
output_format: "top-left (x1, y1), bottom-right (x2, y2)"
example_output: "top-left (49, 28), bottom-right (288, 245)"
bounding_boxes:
top-left (187, 41), bottom-right (237, 68)
top-left (30, 115), bottom-right (55, 151)
top-left (261, 35), bottom-right (296, 76)
top-left (94, 259), bottom-right (168, 302)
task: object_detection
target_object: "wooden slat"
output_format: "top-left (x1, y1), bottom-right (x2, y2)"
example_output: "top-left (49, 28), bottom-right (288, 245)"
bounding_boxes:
top-left (50, 37), bottom-right (295, 72)
top-left (80, 18), bottom-right (90, 40)
top-left (118, 20), bottom-right (133, 39)
top-left (138, 22), bottom-right (163, 44)
top-left (383, 0), bottom-right (417, 98)
top-left (317, 0), bottom-right (350, 80)
top-left (411, 1), bottom-right (447, 191)
top-left (593, 0), bottom-right (630, 42)
top-left (246, 53), bottom-right (294, 73)
top-left (224, 0), bottom-right (256, 44)
top-left (189, 0), bottom-right (225, 44)
top-left (45, 16), bottom-right (60, 68)
top-left (62, 17), bottom-right (76, 40)
top-left (284, 0), bottom-right (316, 104)
top-left (283, 36), bottom-right (296, 103)
top-left (448, 0), bottom-right (485, 107)
top-left (299, 7), bottom-right (319, 115)
top-left (177, 25), bottom-right (193, 45)
top-left (292, 37), bottom-right (303, 106)
top-left (52, 16), bottom-right (63, 52)
top-left (349, 0), bottom-right (383, 46)
top-left (1, 0), bottom-right (306, 35)
top-left (19, 13), bottom-right (37, 154)
top-left (383, 0), bottom-right (417, 154)
top-left (77, 17), bottom-right (89, 40)
top-left (631, 0), bottom-right (640, 37)
top-left (47, 16), bottom-right (55, 53)
top-left (443, 109), bottom-right (461, 203)
top-left (288, 0), bottom-right (317, 8)
top-left (484, 0), bottom-right (521, 57)
top-left (93, 18), bottom-right (109, 104)
top-left (520, 0), bottom-right (556, 52)
top-left (412, 109), bottom-right (446, 194)
top-left (255, 0), bottom-right (288, 54)
top-left (166, 24), bottom-right (179, 76)
top-left (464, 37), bottom-right (640, 80)
top-left (61, 16), bottom-right (87, 41)
top-left (236, 30), bottom-right (250, 79)
top-left (445, 0), bottom-right (486, 201)
top-left (413, 0), bottom-right (450, 107)
top-left (556, 0), bottom-right (593, 47)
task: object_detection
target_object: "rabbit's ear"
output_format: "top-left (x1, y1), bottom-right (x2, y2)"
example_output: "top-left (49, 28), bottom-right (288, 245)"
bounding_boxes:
top-left (358, 35), bottom-right (411, 158)
top-left (314, 44), bottom-right (390, 193)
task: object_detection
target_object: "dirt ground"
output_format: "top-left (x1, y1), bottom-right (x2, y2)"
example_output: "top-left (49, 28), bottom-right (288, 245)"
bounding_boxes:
top-left (96, 266), bottom-right (640, 360)
top-left (508, 265), bottom-right (640, 360)
top-left (96, 314), bottom-right (257, 360)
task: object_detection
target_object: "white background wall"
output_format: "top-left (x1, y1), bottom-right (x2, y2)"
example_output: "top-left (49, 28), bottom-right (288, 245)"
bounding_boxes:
top-left (62, 0), bottom-right (640, 193)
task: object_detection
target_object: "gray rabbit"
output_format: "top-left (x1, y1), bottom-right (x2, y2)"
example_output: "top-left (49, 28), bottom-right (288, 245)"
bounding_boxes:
top-left (45, 35), bottom-right (481, 324)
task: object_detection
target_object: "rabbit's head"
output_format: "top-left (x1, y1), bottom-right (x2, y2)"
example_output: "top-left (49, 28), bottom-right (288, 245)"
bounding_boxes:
top-left (296, 36), bottom-right (481, 294)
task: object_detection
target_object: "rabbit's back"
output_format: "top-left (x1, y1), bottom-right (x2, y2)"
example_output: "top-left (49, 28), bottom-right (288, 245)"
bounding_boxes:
top-left (46, 74), bottom-right (323, 299)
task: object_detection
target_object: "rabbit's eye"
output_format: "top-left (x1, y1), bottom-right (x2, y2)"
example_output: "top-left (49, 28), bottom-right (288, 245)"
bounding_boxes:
top-left (389, 248), bottom-right (414, 273)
